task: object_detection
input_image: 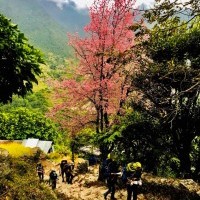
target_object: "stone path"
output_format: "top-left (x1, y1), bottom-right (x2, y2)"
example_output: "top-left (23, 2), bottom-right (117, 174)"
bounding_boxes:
top-left (42, 160), bottom-right (146, 200)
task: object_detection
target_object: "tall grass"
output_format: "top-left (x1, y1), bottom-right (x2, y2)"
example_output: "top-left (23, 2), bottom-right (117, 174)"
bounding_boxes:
top-left (0, 142), bottom-right (33, 157)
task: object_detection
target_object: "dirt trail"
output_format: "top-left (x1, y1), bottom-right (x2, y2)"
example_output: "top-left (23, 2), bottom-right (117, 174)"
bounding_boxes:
top-left (41, 159), bottom-right (146, 200)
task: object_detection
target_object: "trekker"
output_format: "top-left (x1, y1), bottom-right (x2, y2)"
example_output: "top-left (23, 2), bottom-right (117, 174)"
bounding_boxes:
top-left (65, 162), bottom-right (74, 184)
top-left (49, 170), bottom-right (58, 189)
top-left (126, 162), bottom-right (142, 200)
top-left (103, 153), bottom-right (120, 200)
top-left (60, 160), bottom-right (68, 182)
top-left (60, 160), bottom-right (74, 184)
top-left (36, 163), bottom-right (44, 181)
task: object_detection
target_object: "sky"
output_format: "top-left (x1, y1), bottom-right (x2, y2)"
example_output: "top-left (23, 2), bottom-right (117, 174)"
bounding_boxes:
top-left (71, 0), bottom-right (155, 8)
top-left (48, 0), bottom-right (155, 9)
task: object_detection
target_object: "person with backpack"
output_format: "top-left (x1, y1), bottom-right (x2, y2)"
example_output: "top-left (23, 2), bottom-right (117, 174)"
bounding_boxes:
top-left (103, 153), bottom-right (120, 200)
top-left (49, 170), bottom-right (58, 189)
top-left (65, 162), bottom-right (74, 184)
top-left (125, 162), bottom-right (142, 200)
top-left (60, 160), bottom-right (74, 184)
top-left (36, 163), bottom-right (44, 181)
top-left (60, 160), bottom-right (68, 182)
top-left (102, 155), bottom-right (112, 181)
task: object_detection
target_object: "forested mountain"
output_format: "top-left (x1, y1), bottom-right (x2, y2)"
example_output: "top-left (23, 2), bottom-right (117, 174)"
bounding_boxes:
top-left (0, 0), bottom-right (89, 58)
top-left (0, 0), bottom-right (191, 59)
top-left (36, 0), bottom-right (89, 34)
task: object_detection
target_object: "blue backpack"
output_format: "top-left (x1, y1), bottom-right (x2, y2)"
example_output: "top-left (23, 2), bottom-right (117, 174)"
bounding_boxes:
top-left (121, 165), bottom-right (127, 183)
top-left (50, 170), bottom-right (57, 180)
top-left (102, 159), bottom-right (112, 179)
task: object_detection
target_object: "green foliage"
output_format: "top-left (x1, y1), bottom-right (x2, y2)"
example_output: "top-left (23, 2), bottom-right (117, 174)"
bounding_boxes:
top-left (149, 17), bottom-right (200, 68)
top-left (0, 14), bottom-right (44, 103)
top-left (67, 128), bottom-right (97, 157)
top-left (76, 128), bottom-right (96, 146)
top-left (53, 132), bottom-right (71, 155)
top-left (133, 17), bottom-right (200, 176)
top-left (156, 155), bottom-right (180, 178)
top-left (0, 91), bottom-right (50, 114)
top-left (0, 107), bottom-right (58, 141)
top-left (0, 155), bottom-right (58, 200)
top-left (191, 136), bottom-right (200, 172)
top-left (115, 112), bottom-right (169, 170)
top-left (144, 0), bottom-right (199, 24)
top-left (45, 54), bottom-right (77, 80)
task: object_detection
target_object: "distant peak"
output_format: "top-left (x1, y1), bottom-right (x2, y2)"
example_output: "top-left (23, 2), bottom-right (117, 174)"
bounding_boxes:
top-left (47, 0), bottom-right (92, 10)
top-left (47, 0), bottom-right (76, 10)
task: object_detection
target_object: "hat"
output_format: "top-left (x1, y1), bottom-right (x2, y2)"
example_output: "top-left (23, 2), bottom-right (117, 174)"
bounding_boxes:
top-left (135, 162), bottom-right (142, 168)
top-left (127, 162), bottom-right (141, 172)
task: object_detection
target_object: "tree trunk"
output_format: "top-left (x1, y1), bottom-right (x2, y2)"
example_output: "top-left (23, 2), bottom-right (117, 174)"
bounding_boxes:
top-left (98, 145), bottom-right (109, 181)
top-left (171, 125), bottom-right (193, 178)
top-left (194, 153), bottom-right (200, 182)
top-left (98, 143), bottom-right (114, 181)
top-left (70, 142), bottom-right (75, 163)
top-left (178, 139), bottom-right (192, 178)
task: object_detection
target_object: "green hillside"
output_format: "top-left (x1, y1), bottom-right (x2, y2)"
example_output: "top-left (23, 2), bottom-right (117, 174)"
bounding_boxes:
top-left (0, 0), bottom-right (72, 58)
top-left (36, 0), bottom-right (89, 36)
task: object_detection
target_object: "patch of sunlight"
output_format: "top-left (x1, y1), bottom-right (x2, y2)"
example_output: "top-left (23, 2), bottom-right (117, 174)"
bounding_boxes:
top-left (0, 142), bottom-right (33, 158)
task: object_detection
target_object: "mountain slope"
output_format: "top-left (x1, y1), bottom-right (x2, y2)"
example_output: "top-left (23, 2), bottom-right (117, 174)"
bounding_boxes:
top-left (0, 0), bottom-right (89, 58)
top-left (36, 0), bottom-right (89, 36)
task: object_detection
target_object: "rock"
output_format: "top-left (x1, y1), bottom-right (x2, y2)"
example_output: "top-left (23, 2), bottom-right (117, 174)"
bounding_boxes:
top-left (179, 179), bottom-right (198, 191)
top-left (0, 148), bottom-right (9, 156)
top-left (142, 173), bottom-right (200, 199)
top-left (76, 159), bottom-right (89, 173)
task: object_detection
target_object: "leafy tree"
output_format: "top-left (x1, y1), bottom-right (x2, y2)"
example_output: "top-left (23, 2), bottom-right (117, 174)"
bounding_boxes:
top-left (110, 107), bottom-right (182, 176)
top-left (0, 107), bottom-right (58, 141)
top-left (0, 91), bottom-right (49, 113)
top-left (144, 0), bottom-right (200, 24)
top-left (0, 14), bottom-right (43, 103)
top-left (51, 2), bottom-right (136, 141)
top-left (133, 17), bottom-right (200, 177)
top-left (50, 0), bottom-right (142, 179)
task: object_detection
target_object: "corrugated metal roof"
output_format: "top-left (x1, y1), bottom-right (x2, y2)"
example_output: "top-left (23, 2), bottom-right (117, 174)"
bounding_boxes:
top-left (37, 140), bottom-right (52, 154)
top-left (22, 138), bottom-right (53, 154)
top-left (22, 138), bottom-right (39, 148)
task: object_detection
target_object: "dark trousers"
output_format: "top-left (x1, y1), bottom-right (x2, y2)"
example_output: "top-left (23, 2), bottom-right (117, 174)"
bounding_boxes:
top-left (127, 184), bottom-right (138, 200)
top-left (51, 179), bottom-right (57, 189)
top-left (61, 171), bottom-right (65, 182)
top-left (66, 172), bottom-right (74, 184)
top-left (104, 181), bottom-right (116, 199)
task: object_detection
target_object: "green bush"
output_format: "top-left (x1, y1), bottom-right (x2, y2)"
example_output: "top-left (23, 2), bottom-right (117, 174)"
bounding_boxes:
top-left (0, 154), bottom-right (59, 200)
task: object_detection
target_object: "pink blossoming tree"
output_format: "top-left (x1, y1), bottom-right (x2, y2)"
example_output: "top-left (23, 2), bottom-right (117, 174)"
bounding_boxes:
top-left (50, 0), bottom-right (141, 177)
